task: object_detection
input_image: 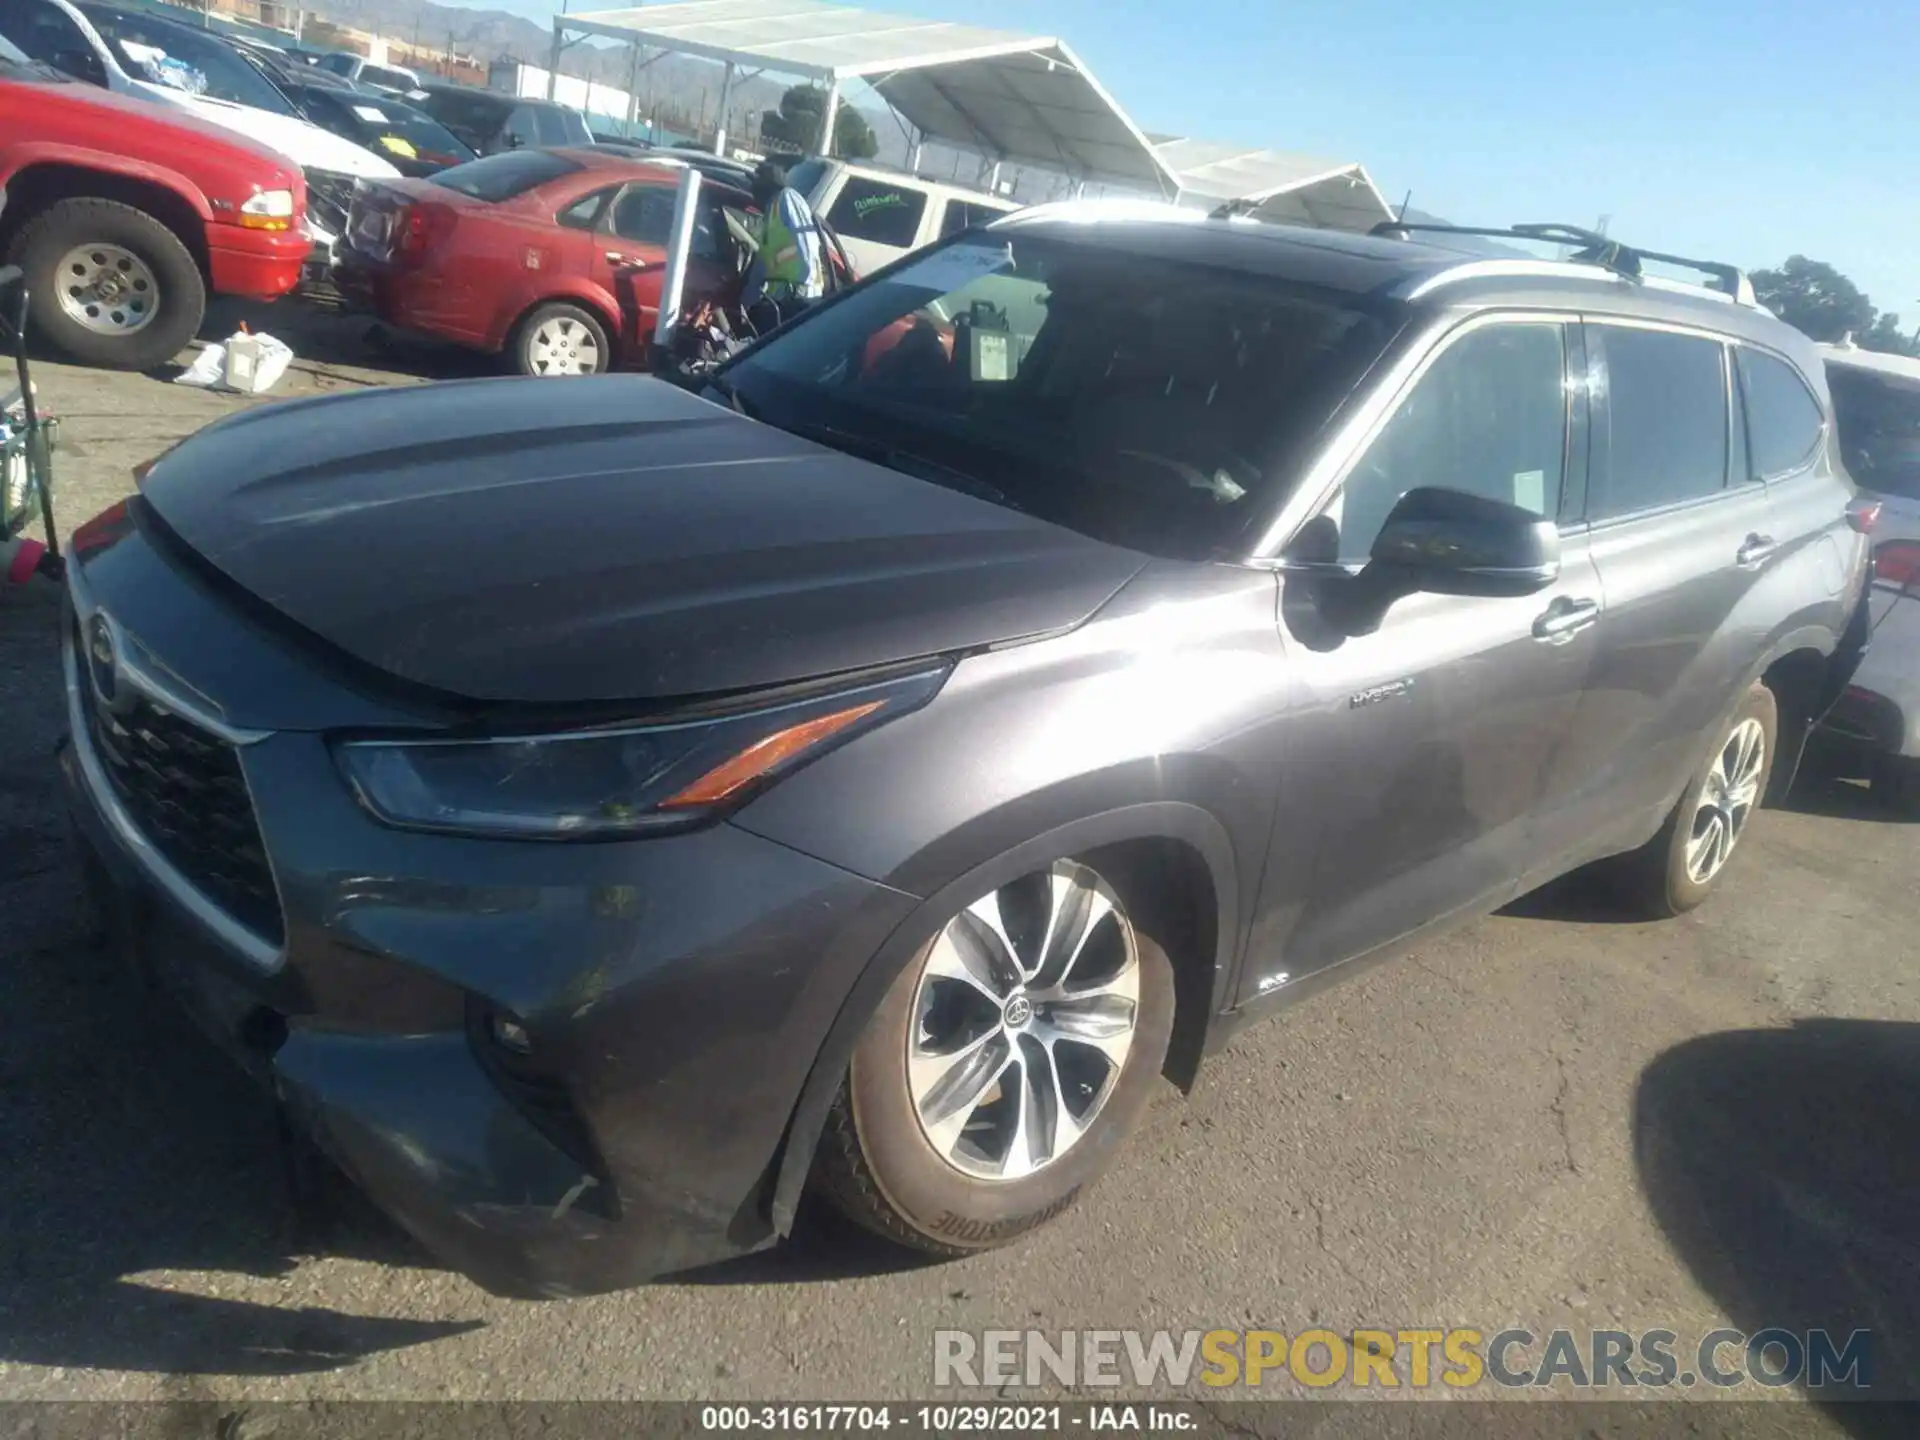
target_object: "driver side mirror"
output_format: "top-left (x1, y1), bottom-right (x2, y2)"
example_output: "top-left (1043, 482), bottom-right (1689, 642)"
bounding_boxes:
top-left (1367, 486), bottom-right (1560, 598)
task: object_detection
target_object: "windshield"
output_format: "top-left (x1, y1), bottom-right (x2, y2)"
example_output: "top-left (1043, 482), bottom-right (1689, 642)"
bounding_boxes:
top-left (1829, 363), bottom-right (1920, 501)
top-left (301, 87), bottom-right (475, 165)
top-left (723, 230), bottom-right (1400, 557)
top-left (78, 6), bottom-right (294, 115)
top-left (0, 30), bottom-right (64, 77)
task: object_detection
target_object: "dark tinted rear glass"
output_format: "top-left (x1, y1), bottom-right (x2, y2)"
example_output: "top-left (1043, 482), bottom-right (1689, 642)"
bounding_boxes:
top-left (1592, 325), bottom-right (1729, 517)
top-left (826, 176), bottom-right (927, 248)
top-left (430, 148), bottom-right (580, 201)
top-left (1828, 363), bottom-right (1920, 501)
top-left (413, 87), bottom-right (509, 144)
top-left (1738, 349), bottom-right (1825, 479)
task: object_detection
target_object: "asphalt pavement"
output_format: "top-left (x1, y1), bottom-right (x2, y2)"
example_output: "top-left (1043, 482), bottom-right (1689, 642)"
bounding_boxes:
top-left (1, 308), bottom-right (1915, 1430)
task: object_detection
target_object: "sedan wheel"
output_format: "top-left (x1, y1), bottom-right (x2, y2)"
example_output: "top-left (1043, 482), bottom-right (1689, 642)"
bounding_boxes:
top-left (513, 302), bottom-right (608, 377)
top-left (815, 858), bottom-right (1174, 1256)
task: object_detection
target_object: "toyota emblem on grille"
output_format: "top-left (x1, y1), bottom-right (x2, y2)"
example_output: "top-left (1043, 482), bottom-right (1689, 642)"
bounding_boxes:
top-left (86, 614), bottom-right (118, 704)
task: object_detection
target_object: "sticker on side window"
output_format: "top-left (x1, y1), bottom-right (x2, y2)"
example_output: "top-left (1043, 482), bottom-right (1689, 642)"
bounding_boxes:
top-left (888, 242), bottom-right (1012, 293)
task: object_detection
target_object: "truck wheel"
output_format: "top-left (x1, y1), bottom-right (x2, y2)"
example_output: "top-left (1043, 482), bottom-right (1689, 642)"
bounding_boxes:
top-left (812, 859), bottom-right (1174, 1257)
top-left (10, 198), bottom-right (205, 371)
top-left (512, 302), bottom-right (608, 377)
top-left (1615, 682), bottom-right (1778, 917)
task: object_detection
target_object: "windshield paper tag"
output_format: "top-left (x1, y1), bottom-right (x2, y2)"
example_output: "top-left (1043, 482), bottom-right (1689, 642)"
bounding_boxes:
top-left (353, 104), bottom-right (390, 123)
top-left (1512, 469), bottom-right (1547, 512)
top-left (889, 243), bottom-right (1012, 292)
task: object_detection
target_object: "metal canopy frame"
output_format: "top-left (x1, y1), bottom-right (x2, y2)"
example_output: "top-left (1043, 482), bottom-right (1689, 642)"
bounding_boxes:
top-left (556, 0), bottom-right (1178, 191)
top-left (1150, 136), bottom-right (1395, 233)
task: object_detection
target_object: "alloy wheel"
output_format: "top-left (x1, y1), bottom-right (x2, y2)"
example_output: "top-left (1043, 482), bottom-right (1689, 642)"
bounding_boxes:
top-left (526, 315), bottom-right (601, 375)
top-left (1686, 717), bottom-right (1766, 884)
top-left (907, 862), bottom-right (1139, 1181)
top-left (56, 243), bottom-right (158, 336)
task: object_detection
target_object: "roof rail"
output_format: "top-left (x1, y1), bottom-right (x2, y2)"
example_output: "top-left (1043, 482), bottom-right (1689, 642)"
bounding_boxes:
top-left (1368, 220), bottom-right (1757, 305)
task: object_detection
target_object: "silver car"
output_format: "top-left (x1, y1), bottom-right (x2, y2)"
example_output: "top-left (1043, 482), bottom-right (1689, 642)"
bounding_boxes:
top-left (1821, 341), bottom-right (1920, 812)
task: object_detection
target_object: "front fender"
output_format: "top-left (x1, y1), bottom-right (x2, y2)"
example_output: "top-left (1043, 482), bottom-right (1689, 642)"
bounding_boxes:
top-left (762, 799), bottom-right (1244, 1236)
top-left (0, 146), bottom-right (213, 220)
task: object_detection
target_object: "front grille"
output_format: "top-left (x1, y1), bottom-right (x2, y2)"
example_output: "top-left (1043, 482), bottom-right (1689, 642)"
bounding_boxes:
top-left (74, 624), bottom-right (284, 946)
top-left (303, 167), bottom-right (358, 239)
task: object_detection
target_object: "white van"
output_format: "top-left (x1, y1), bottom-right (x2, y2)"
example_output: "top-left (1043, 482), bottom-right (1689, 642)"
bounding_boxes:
top-left (782, 157), bottom-right (1019, 275)
top-left (316, 51), bottom-right (419, 94)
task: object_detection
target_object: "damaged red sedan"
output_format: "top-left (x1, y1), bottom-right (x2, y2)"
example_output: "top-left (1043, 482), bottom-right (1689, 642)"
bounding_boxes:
top-left (337, 147), bottom-right (767, 376)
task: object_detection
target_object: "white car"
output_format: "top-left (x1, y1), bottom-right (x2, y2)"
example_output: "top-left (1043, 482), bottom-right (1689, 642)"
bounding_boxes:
top-left (1820, 339), bottom-right (1920, 812)
top-left (782, 157), bottom-right (1020, 276)
top-left (315, 51), bottom-right (418, 94)
top-left (0, 0), bottom-right (399, 247)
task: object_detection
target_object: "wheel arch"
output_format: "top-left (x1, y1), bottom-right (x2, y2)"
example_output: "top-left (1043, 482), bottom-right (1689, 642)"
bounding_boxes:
top-left (1755, 625), bottom-right (1846, 804)
top-left (0, 162), bottom-right (212, 282)
top-left (764, 801), bottom-right (1241, 1236)
top-left (494, 288), bottom-right (620, 359)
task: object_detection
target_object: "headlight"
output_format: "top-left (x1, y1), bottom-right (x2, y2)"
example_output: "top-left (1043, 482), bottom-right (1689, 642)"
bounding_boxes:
top-left (334, 667), bottom-right (945, 840)
top-left (238, 188), bottom-right (297, 231)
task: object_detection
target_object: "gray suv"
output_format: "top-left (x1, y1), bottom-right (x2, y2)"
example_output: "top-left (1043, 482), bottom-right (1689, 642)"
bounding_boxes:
top-left (59, 209), bottom-right (1871, 1297)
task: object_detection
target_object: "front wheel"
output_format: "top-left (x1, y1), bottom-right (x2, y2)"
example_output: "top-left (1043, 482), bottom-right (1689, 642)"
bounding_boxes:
top-left (1617, 683), bottom-right (1778, 917)
top-left (812, 859), bottom-right (1174, 1257)
top-left (10, 198), bottom-right (206, 371)
top-left (511, 302), bottom-right (608, 377)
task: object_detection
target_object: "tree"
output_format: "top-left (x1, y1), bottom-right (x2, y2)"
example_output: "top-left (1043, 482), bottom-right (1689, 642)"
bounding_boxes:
top-left (1859, 312), bottom-right (1920, 358)
top-left (1750, 256), bottom-right (1876, 344)
top-left (758, 84), bottom-right (878, 159)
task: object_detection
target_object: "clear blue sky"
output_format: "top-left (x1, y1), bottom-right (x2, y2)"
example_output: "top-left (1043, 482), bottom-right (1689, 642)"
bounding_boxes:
top-left (516, 0), bottom-right (1920, 325)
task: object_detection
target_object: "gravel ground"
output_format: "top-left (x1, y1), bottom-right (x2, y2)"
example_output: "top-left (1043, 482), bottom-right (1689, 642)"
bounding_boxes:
top-left (0, 306), bottom-right (1915, 1434)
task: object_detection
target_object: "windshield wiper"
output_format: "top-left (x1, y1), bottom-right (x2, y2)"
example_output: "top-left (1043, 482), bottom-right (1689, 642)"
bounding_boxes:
top-left (782, 419), bottom-right (1025, 513)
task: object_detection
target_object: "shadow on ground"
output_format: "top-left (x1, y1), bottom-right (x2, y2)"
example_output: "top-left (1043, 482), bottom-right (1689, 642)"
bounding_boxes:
top-left (0, 587), bottom-right (480, 1375)
top-left (1636, 1019), bottom-right (1920, 1435)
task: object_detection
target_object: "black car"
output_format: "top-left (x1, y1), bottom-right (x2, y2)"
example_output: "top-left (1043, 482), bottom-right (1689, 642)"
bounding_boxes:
top-left (279, 80), bottom-right (476, 176)
top-left (405, 80), bottom-right (593, 155)
top-left (60, 212), bottom-right (1872, 1298)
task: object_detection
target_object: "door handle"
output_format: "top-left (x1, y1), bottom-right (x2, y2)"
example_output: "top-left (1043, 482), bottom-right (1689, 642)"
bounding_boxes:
top-left (1736, 534), bottom-right (1777, 569)
top-left (604, 251), bottom-right (629, 265)
top-left (1532, 597), bottom-right (1600, 642)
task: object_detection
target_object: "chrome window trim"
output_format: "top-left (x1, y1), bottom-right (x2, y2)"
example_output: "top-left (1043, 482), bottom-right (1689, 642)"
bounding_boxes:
top-left (1249, 309), bottom-right (1574, 558)
top-left (64, 572), bottom-right (285, 973)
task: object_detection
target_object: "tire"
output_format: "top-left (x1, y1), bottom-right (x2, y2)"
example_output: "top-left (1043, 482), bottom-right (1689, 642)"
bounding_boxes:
top-left (1615, 683), bottom-right (1778, 917)
top-left (812, 858), bottom-right (1175, 1258)
top-left (9, 198), bottom-right (205, 371)
top-left (1871, 753), bottom-right (1920, 819)
top-left (511, 302), bottom-right (609, 377)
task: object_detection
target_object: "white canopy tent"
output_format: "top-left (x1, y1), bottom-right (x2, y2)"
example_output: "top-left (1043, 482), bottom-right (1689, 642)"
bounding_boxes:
top-left (561, 0), bottom-right (1178, 191)
top-left (1149, 137), bottom-right (1395, 233)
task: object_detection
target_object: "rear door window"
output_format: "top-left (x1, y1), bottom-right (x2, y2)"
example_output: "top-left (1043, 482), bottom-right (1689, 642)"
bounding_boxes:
top-left (502, 105), bottom-right (540, 151)
top-left (609, 185), bottom-right (676, 247)
top-left (826, 177), bottom-right (927, 249)
top-left (1327, 321), bottom-right (1569, 561)
top-left (532, 104), bottom-right (572, 146)
top-left (0, 0), bottom-right (100, 80)
top-left (1590, 325), bottom-right (1729, 519)
top-left (938, 199), bottom-right (1006, 237)
top-left (1737, 349), bottom-right (1826, 480)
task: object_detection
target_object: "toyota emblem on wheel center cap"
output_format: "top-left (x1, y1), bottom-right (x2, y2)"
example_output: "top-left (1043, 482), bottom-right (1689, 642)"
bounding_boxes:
top-left (1003, 994), bottom-right (1033, 1028)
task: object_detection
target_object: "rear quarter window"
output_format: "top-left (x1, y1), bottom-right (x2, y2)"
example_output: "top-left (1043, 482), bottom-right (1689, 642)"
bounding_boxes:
top-left (1736, 348), bottom-right (1825, 480)
top-left (826, 177), bottom-right (927, 249)
top-left (430, 148), bottom-right (581, 201)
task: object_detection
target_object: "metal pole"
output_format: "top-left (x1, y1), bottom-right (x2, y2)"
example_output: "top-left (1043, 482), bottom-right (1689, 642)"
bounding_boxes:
top-left (907, 129), bottom-right (923, 173)
top-left (626, 38), bottom-right (641, 134)
top-left (713, 61), bottom-right (735, 155)
top-left (818, 78), bottom-right (840, 157)
top-left (653, 166), bottom-right (703, 358)
top-left (546, 17), bottom-right (562, 100)
top-left (987, 158), bottom-right (1002, 192)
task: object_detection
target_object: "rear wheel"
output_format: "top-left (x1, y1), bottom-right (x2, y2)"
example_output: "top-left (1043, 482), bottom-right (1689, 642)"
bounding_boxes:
top-left (10, 198), bottom-right (205, 371)
top-left (812, 859), bottom-right (1174, 1257)
top-left (1615, 683), bottom-right (1777, 917)
top-left (511, 302), bottom-right (608, 377)
top-left (1872, 753), bottom-right (1920, 818)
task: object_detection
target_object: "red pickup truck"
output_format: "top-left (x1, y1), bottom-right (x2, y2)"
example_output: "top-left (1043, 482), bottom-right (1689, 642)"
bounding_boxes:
top-left (0, 40), bottom-right (309, 369)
